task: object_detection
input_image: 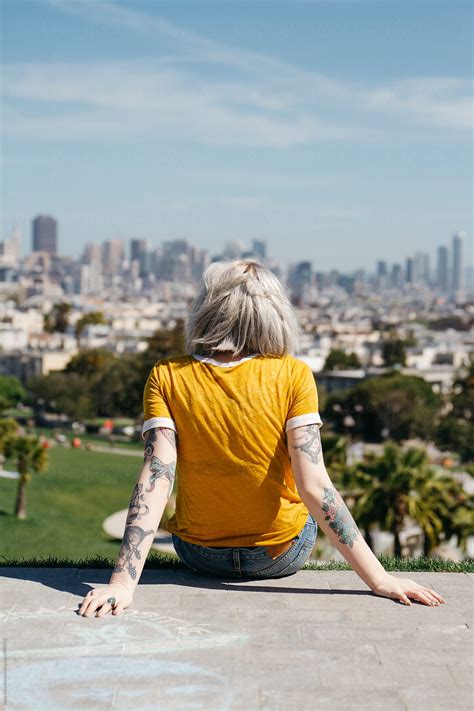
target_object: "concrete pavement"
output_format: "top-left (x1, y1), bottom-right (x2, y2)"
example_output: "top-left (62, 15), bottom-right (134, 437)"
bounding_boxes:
top-left (0, 568), bottom-right (472, 710)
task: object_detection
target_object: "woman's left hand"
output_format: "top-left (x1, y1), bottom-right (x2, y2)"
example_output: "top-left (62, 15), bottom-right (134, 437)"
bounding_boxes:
top-left (371, 573), bottom-right (446, 606)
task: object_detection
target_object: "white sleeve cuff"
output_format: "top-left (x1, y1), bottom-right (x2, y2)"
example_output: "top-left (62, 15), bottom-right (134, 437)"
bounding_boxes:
top-left (285, 412), bottom-right (323, 433)
top-left (141, 416), bottom-right (177, 439)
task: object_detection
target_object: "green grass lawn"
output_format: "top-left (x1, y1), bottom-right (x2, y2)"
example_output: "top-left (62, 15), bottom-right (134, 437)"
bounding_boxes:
top-left (0, 447), bottom-right (142, 560)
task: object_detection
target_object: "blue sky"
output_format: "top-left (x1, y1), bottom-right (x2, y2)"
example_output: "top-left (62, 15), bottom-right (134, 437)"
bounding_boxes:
top-left (1, 0), bottom-right (472, 271)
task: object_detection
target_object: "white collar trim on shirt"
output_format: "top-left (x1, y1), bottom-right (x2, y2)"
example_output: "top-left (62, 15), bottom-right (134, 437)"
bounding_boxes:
top-left (192, 353), bottom-right (260, 367)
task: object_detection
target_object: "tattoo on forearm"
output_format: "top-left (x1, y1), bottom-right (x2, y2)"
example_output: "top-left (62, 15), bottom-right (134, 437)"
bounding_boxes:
top-left (146, 455), bottom-right (176, 497)
top-left (321, 486), bottom-right (359, 548)
top-left (113, 525), bottom-right (155, 580)
top-left (291, 424), bottom-right (322, 464)
top-left (126, 483), bottom-right (149, 524)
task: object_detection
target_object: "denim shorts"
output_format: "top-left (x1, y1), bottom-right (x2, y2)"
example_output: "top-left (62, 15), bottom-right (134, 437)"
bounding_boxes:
top-left (172, 513), bottom-right (318, 579)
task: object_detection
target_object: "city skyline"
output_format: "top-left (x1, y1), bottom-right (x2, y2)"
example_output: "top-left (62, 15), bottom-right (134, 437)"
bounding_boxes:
top-left (2, 0), bottom-right (472, 270)
top-left (4, 214), bottom-right (468, 292)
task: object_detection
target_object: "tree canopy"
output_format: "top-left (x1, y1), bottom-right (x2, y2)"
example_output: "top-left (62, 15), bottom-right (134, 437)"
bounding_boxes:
top-left (326, 371), bottom-right (441, 442)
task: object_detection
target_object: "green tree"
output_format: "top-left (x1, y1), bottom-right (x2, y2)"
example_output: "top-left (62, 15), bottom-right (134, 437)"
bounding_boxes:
top-left (74, 312), bottom-right (107, 346)
top-left (435, 359), bottom-right (473, 462)
top-left (324, 349), bottom-right (361, 371)
top-left (27, 372), bottom-right (95, 420)
top-left (381, 338), bottom-right (407, 367)
top-left (3, 434), bottom-right (49, 519)
top-left (341, 442), bottom-right (470, 556)
top-left (327, 372), bottom-right (441, 442)
top-left (65, 348), bottom-right (116, 378)
top-left (0, 375), bottom-right (26, 413)
top-left (26, 322), bottom-right (186, 421)
top-left (44, 302), bottom-right (72, 334)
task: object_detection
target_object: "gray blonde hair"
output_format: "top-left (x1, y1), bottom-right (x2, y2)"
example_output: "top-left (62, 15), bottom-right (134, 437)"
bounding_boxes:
top-left (185, 258), bottom-right (300, 357)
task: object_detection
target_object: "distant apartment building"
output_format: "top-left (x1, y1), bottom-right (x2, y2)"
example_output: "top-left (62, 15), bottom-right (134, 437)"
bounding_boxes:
top-left (0, 227), bottom-right (21, 268)
top-left (32, 215), bottom-right (57, 255)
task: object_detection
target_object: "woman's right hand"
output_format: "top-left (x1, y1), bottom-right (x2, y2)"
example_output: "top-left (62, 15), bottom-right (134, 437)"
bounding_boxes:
top-left (77, 581), bottom-right (134, 618)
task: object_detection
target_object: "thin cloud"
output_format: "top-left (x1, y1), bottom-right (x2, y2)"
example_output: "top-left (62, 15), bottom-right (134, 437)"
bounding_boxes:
top-left (2, 0), bottom-right (471, 146)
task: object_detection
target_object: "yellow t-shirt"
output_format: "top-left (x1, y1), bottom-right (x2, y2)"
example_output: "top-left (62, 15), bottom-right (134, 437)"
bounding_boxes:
top-left (142, 352), bottom-right (322, 547)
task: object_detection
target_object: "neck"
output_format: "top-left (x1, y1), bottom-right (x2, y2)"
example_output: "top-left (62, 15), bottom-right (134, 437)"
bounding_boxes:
top-left (208, 350), bottom-right (251, 362)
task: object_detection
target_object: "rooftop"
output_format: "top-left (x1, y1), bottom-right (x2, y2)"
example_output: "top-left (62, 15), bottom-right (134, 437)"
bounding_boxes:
top-left (1, 567), bottom-right (471, 710)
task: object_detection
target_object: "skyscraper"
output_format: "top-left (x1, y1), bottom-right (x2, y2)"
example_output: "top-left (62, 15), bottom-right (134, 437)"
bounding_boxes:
top-left (130, 238), bottom-right (148, 262)
top-left (436, 246), bottom-right (449, 292)
top-left (102, 239), bottom-right (124, 276)
top-left (32, 215), bottom-right (57, 254)
top-left (414, 252), bottom-right (430, 284)
top-left (452, 232), bottom-right (465, 292)
top-left (405, 257), bottom-right (414, 283)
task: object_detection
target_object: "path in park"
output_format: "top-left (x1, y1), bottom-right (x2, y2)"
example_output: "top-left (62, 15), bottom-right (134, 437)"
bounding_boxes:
top-left (0, 568), bottom-right (471, 710)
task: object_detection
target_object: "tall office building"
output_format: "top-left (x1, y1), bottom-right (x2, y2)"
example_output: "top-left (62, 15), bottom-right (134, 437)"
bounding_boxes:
top-left (414, 252), bottom-right (430, 284)
top-left (32, 215), bottom-right (57, 255)
top-left (288, 261), bottom-right (313, 305)
top-left (391, 263), bottom-right (402, 287)
top-left (130, 238), bottom-right (148, 262)
top-left (130, 238), bottom-right (149, 277)
top-left (452, 232), bottom-right (465, 292)
top-left (102, 239), bottom-right (124, 276)
top-left (82, 242), bottom-right (102, 266)
top-left (436, 246), bottom-right (449, 292)
top-left (405, 257), bottom-right (414, 283)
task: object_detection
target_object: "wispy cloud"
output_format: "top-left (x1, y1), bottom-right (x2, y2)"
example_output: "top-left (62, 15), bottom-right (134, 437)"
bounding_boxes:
top-left (2, 0), bottom-right (472, 147)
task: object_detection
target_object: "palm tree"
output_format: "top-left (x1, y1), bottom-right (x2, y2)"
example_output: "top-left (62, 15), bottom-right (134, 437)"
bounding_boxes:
top-left (4, 434), bottom-right (49, 519)
top-left (0, 418), bottom-right (18, 449)
top-left (0, 418), bottom-right (18, 472)
top-left (343, 442), bottom-right (468, 557)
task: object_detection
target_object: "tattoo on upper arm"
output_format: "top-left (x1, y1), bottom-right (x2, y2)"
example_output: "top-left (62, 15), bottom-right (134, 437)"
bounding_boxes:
top-left (142, 427), bottom-right (177, 497)
top-left (290, 424), bottom-right (322, 464)
top-left (146, 455), bottom-right (176, 497)
top-left (126, 483), bottom-right (149, 524)
top-left (113, 525), bottom-right (155, 580)
top-left (143, 427), bottom-right (177, 461)
top-left (143, 428), bottom-right (157, 461)
top-left (322, 485), bottom-right (359, 548)
top-left (160, 427), bottom-right (178, 451)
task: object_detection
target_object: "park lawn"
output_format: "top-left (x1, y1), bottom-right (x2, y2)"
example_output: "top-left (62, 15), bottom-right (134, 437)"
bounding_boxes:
top-left (0, 447), bottom-right (142, 560)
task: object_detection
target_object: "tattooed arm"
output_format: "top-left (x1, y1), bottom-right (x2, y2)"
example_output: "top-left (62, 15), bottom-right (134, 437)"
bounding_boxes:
top-left (108, 426), bottom-right (177, 593)
top-left (287, 425), bottom-right (446, 606)
top-left (77, 426), bottom-right (178, 617)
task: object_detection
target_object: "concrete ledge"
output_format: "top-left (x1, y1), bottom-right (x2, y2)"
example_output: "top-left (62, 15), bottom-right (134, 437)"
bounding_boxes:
top-left (0, 568), bottom-right (472, 710)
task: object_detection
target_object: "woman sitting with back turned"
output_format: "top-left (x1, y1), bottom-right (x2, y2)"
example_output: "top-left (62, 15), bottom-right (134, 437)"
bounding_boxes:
top-left (78, 258), bottom-right (445, 617)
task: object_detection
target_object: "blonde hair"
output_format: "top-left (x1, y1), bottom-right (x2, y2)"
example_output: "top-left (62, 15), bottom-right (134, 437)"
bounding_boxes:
top-left (185, 258), bottom-right (300, 357)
